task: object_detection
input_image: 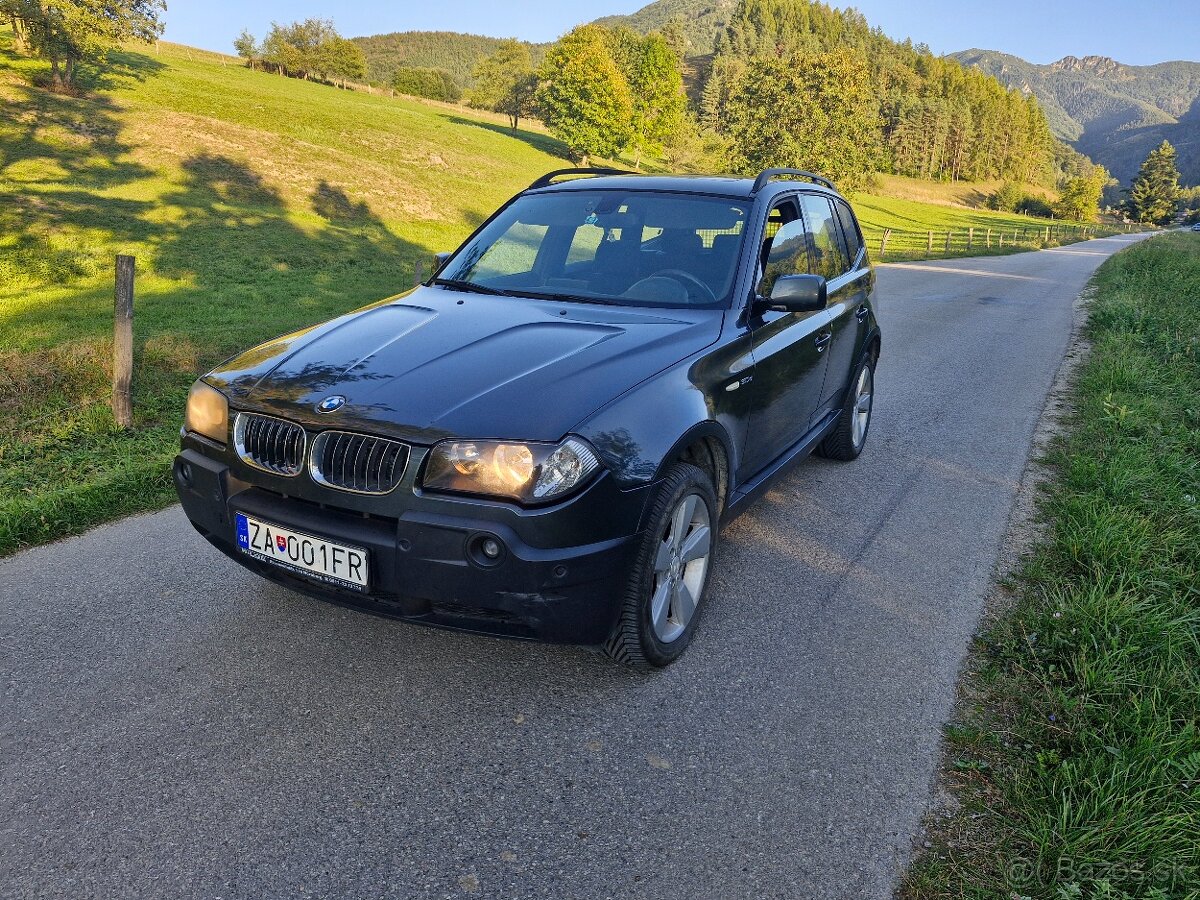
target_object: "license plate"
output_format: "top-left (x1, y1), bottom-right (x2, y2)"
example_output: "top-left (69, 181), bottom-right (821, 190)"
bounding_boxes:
top-left (235, 513), bottom-right (369, 591)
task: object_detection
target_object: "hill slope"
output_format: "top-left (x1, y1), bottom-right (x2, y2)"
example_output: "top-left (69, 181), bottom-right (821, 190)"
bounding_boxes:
top-left (593, 0), bottom-right (735, 55)
top-left (953, 49), bottom-right (1200, 185)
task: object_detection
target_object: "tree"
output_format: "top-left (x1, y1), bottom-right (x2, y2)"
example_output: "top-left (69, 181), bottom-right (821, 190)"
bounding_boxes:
top-left (537, 25), bottom-right (633, 165)
top-left (7, 0), bottom-right (165, 91)
top-left (468, 39), bottom-right (536, 130)
top-left (624, 32), bottom-right (686, 170)
top-left (261, 18), bottom-right (337, 80)
top-left (316, 36), bottom-right (365, 87)
top-left (989, 181), bottom-right (1024, 212)
top-left (724, 49), bottom-right (881, 190)
top-left (393, 66), bottom-right (460, 102)
top-left (1054, 164), bottom-right (1110, 222)
top-left (233, 29), bottom-right (259, 70)
top-left (1123, 140), bottom-right (1180, 225)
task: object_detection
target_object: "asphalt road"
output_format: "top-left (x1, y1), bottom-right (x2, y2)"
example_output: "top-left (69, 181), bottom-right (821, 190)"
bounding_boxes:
top-left (2, 234), bottom-right (1149, 900)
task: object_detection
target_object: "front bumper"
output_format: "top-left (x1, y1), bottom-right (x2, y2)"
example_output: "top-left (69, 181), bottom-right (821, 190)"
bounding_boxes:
top-left (173, 445), bottom-right (649, 645)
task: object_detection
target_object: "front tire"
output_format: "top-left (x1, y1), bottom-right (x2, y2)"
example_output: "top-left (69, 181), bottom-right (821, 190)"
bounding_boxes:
top-left (817, 354), bottom-right (875, 461)
top-left (604, 462), bottom-right (717, 669)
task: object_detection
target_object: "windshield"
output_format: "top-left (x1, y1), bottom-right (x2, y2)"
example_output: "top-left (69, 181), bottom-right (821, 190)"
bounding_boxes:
top-left (437, 190), bottom-right (749, 308)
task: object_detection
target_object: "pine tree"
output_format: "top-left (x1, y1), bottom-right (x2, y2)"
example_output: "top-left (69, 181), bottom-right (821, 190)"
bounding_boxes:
top-left (1123, 140), bottom-right (1180, 225)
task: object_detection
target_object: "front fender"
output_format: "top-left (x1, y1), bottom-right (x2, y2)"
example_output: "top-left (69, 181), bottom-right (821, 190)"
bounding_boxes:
top-left (575, 358), bottom-right (739, 491)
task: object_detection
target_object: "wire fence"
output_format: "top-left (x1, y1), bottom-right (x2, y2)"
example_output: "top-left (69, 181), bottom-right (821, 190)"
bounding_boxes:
top-left (862, 221), bottom-right (1133, 263)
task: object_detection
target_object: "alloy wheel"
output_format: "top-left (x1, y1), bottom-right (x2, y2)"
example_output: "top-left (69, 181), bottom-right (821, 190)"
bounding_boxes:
top-left (650, 493), bottom-right (712, 643)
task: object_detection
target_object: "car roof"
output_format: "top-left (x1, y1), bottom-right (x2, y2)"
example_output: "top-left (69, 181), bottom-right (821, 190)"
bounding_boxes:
top-left (524, 174), bottom-right (840, 201)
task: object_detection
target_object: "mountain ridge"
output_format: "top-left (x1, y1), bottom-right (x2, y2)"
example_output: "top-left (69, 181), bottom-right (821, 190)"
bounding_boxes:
top-left (951, 48), bottom-right (1200, 185)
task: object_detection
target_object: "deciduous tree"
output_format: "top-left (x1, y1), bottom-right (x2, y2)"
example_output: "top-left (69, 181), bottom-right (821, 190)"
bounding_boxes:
top-left (1054, 164), bottom-right (1110, 222)
top-left (7, 0), bottom-right (165, 90)
top-left (625, 32), bottom-right (686, 169)
top-left (468, 39), bottom-right (536, 130)
top-left (537, 25), bottom-right (633, 165)
top-left (233, 28), bottom-right (259, 70)
top-left (724, 48), bottom-right (881, 189)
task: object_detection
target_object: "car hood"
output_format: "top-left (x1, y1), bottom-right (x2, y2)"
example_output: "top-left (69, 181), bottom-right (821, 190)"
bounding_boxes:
top-left (206, 286), bottom-right (722, 444)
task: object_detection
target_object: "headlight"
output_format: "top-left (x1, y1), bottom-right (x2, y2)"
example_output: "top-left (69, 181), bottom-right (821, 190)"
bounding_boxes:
top-left (184, 380), bottom-right (229, 444)
top-left (423, 437), bottom-right (600, 503)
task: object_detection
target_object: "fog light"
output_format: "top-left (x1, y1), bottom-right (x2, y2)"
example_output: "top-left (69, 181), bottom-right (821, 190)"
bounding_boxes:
top-left (481, 538), bottom-right (502, 559)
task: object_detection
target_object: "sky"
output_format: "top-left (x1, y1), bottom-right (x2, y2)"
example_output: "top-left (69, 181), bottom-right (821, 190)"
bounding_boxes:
top-left (162, 0), bottom-right (1199, 67)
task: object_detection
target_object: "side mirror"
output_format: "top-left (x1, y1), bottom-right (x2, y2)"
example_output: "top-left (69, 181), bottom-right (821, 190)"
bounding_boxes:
top-left (756, 274), bottom-right (827, 314)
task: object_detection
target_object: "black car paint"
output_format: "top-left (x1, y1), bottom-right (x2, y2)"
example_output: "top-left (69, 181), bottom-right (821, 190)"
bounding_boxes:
top-left (174, 175), bottom-right (881, 644)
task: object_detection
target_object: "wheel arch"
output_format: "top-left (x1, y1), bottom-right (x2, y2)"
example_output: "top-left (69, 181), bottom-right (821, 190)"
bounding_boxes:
top-left (652, 422), bottom-right (734, 516)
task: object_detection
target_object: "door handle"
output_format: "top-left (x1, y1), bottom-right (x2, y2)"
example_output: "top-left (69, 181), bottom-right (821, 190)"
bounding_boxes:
top-left (814, 331), bottom-right (832, 352)
top-left (855, 305), bottom-right (869, 322)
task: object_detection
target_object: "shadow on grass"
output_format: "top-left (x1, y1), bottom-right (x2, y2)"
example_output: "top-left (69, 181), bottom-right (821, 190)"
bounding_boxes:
top-left (446, 115), bottom-right (572, 161)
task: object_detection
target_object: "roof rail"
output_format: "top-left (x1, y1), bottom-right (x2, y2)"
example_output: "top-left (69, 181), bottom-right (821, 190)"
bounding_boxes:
top-left (527, 167), bottom-right (635, 190)
top-left (751, 168), bottom-right (836, 194)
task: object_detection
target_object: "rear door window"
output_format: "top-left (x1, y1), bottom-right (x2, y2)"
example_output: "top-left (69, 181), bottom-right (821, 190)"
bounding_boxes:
top-left (797, 194), bottom-right (849, 281)
top-left (834, 199), bottom-right (863, 265)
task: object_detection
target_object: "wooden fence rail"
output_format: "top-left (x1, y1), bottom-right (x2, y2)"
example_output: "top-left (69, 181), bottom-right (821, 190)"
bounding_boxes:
top-left (870, 222), bottom-right (1126, 263)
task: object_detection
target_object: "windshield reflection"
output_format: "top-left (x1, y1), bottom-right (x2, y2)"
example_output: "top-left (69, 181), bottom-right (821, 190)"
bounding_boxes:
top-left (440, 191), bottom-right (748, 309)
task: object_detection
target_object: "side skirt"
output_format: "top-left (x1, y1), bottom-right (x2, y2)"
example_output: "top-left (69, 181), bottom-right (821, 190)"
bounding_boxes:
top-left (721, 407), bottom-right (842, 525)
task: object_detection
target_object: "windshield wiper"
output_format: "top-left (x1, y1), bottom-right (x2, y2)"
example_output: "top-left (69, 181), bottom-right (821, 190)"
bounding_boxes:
top-left (519, 290), bottom-right (616, 306)
top-left (433, 278), bottom-right (515, 297)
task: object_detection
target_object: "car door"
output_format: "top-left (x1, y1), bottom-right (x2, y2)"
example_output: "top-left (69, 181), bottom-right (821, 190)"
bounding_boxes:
top-left (795, 193), bottom-right (864, 414)
top-left (740, 197), bottom-right (833, 477)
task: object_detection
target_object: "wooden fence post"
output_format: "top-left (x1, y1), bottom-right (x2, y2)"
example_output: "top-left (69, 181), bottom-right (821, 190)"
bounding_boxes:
top-left (967, 226), bottom-right (974, 250)
top-left (998, 230), bottom-right (1003, 249)
top-left (944, 231), bottom-right (952, 253)
top-left (112, 255), bottom-right (134, 429)
top-left (413, 259), bottom-right (425, 287)
top-left (927, 230), bottom-right (933, 257)
top-left (1044, 226), bottom-right (1050, 243)
top-left (986, 227), bottom-right (992, 249)
top-left (879, 228), bottom-right (891, 259)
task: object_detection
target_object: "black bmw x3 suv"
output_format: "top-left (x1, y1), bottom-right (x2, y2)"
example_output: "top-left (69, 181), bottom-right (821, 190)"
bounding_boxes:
top-left (175, 167), bottom-right (881, 667)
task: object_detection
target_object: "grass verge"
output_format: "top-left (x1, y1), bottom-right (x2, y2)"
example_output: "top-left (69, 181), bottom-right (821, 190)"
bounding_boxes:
top-left (900, 232), bottom-right (1200, 899)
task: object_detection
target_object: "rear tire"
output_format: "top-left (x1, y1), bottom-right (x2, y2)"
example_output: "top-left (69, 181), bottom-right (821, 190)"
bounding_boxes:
top-left (603, 462), bottom-right (717, 669)
top-left (817, 355), bottom-right (875, 461)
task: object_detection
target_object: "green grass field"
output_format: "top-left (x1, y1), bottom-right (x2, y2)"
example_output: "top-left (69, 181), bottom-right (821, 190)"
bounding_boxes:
top-left (902, 233), bottom-right (1200, 899)
top-left (0, 31), bottom-right (1115, 553)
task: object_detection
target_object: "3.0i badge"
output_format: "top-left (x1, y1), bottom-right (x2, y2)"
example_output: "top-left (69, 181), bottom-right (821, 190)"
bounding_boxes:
top-left (316, 395), bottom-right (346, 413)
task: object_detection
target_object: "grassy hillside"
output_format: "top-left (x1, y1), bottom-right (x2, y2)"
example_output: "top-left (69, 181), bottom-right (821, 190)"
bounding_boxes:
top-left (954, 50), bottom-right (1200, 186)
top-left (0, 31), bottom-right (1110, 554)
top-left (0, 33), bottom-right (571, 553)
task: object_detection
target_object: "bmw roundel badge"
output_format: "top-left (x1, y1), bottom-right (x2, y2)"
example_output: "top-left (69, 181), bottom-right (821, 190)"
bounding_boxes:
top-left (316, 395), bottom-right (346, 413)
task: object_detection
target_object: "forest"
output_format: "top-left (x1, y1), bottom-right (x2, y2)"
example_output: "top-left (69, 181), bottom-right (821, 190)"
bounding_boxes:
top-left (700, 0), bottom-right (1059, 185)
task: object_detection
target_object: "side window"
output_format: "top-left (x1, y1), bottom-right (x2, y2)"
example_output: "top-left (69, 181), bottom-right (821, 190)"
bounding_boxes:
top-left (834, 199), bottom-right (863, 265)
top-left (797, 194), bottom-right (848, 281)
top-left (566, 222), bottom-right (605, 266)
top-left (758, 200), bottom-right (805, 298)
